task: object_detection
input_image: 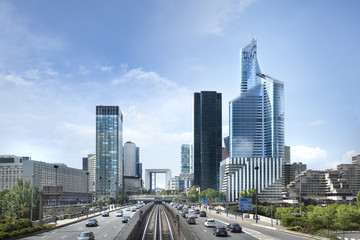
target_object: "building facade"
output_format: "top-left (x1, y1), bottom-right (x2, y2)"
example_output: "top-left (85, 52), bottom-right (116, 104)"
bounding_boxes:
top-left (124, 141), bottom-right (137, 177)
top-left (223, 39), bottom-right (284, 200)
top-left (0, 163), bottom-right (23, 191)
top-left (96, 106), bottom-right (124, 200)
top-left (23, 160), bottom-right (90, 204)
top-left (194, 91), bottom-right (222, 191)
top-left (181, 144), bottom-right (191, 174)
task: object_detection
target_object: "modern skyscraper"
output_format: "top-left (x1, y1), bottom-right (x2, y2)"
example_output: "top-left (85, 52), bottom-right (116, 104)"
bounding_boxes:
top-left (180, 144), bottom-right (191, 174)
top-left (124, 141), bottom-right (137, 177)
top-left (222, 39), bottom-right (285, 201)
top-left (194, 91), bottom-right (222, 191)
top-left (229, 39), bottom-right (284, 159)
top-left (96, 106), bottom-right (123, 200)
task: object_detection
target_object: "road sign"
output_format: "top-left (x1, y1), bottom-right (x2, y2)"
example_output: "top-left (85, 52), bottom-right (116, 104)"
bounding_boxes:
top-left (203, 198), bottom-right (209, 206)
top-left (215, 197), bottom-right (224, 203)
top-left (239, 198), bottom-right (252, 211)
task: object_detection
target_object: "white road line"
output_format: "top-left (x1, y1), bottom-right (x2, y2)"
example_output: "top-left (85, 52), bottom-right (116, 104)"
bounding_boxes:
top-left (61, 235), bottom-right (67, 239)
top-left (203, 230), bottom-right (207, 232)
top-left (114, 226), bottom-right (117, 228)
top-left (97, 226), bottom-right (101, 229)
top-left (104, 234), bottom-right (108, 238)
top-left (41, 235), bottom-right (47, 238)
top-left (78, 227), bottom-right (82, 230)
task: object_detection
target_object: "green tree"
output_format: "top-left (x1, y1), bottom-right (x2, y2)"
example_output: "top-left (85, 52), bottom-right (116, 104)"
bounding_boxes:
top-left (1, 179), bottom-right (40, 219)
top-left (200, 188), bottom-right (225, 201)
top-left (240, 188), bottom-right (256, 203)
top-left (357, 190), bottom-right (360, 207)
top-left (117, 194), bottom-right (129, 204)
top-left (187, 189), bottom-right (199, 203)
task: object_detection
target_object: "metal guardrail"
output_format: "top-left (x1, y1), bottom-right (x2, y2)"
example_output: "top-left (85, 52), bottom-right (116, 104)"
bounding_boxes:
top-left (163, 203), bottom-right (200, 240)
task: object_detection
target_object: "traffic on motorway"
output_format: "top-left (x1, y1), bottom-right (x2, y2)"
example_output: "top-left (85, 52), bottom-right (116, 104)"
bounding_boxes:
top-left (21, 204), bottom-right (144, 240)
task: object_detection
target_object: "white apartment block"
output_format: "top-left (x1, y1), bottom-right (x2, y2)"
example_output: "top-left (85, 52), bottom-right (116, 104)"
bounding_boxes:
top-left (0, 163), bottom-right (23, 190)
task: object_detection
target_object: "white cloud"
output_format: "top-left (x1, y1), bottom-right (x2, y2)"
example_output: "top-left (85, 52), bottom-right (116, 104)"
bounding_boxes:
top-left (0, 73), bottom-right (32, 85)
top-left (309, 120), bottom-right (326, 126)
top-left (342, 150), bottom-right (356, 163)
top-left (291, 145), bottom-right (328, 170)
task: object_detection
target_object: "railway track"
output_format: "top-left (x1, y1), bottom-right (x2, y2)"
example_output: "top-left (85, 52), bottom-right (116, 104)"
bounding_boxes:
top-left (142, 203), bottom-right (175, 240)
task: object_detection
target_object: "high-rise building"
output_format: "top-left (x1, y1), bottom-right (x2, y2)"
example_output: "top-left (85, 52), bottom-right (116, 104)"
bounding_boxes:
top-left (124, 141), bottom-right (137, 177)
top-left (194, 91), bottom-right (222, 191)
top-left (181, 144), bottom-right (191, 174)
top-left (96, 106), bottom-right (123, 200)
top-left (222, 39), bottom-right (284, 201)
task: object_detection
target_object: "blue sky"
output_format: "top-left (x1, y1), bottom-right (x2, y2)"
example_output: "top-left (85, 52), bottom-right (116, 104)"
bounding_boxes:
top-left (0, 0), bottom-right (359, 188)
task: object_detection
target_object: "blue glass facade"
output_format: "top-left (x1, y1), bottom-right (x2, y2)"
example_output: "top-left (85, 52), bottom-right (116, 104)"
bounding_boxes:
top-left (96, 106), bottom-right (123, 200)
top-left (230, 39), bottom-right (284, 159)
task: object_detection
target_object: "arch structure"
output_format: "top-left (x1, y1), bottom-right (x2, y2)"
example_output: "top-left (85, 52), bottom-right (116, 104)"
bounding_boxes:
top-left (145, 169), bottom-right (171, 190)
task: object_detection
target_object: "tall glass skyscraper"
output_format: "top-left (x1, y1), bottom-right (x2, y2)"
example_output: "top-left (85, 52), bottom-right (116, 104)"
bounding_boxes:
top-left (230, 39), bottom-right (284, 159)
top-left (96, 106), bottom-right (123, 200)
top-left (194, 91), bottom-right (222, 191)
top-left (222, 39), bottom-right (285, 201)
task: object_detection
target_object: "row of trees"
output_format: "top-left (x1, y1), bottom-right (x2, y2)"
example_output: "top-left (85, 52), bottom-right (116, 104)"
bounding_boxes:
top-left (95, 194), bottom-right (129, 206)
top-left (187, 188), bottom-right (225, 203)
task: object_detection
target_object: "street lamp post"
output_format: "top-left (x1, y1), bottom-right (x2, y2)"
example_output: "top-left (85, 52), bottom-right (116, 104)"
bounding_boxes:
top-left (255, 166), bottom-right (259, 224)
top-left (86, 172), bottom-right (89, 204)
top-left (31, 174), bottom-right (34, 221)
top-left (225, 172), bottom-right (229, 217)
top-left (299, 162), bottom-right (302, 216)
top-left (54, 165), bottom-right (59, 186)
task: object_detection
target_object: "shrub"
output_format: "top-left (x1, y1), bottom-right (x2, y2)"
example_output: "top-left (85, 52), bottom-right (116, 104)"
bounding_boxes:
top-left (0, 232), bottom-right (10, 240)
top-left (288, 225), bottom-right (303, 232)
top-left (282, 216), bottom-right (302, 227)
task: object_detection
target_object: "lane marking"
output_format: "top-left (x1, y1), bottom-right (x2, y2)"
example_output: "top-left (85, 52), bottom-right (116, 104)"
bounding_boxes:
top-left (61, 236), bottom-right (67, 239)
top-left (203, 230), bottom-right (207, 232)
top-left (104, 234), bottom-right (108, 238)
top-left (114, 226), bottom-right (117, 229)
top-left (78, 227), bottom-right (82, 230)
top-left (41, 235), bottom-right (47, 238)
top-left (97, 226), bottom-right (101, 229)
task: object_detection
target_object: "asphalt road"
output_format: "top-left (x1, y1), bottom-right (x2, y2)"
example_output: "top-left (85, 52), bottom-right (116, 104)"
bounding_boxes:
top-left (22, 207), bottom-right (137, 240)
top-left (186, 210), bottom-right (313, 240)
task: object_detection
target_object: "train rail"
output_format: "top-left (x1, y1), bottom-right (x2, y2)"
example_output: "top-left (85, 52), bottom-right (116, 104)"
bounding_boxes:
top-left (142, 203), bottom-right (175, 240)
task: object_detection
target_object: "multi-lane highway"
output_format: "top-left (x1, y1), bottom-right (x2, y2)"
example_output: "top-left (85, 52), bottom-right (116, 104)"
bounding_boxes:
top-left (180, 207), bottom-right (315, 240)
top-left (22, 206), bottom-right (137, 240)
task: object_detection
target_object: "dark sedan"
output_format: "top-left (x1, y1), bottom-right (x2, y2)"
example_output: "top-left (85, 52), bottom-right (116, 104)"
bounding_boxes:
top-left (199, 211), bottom-right (207, 217)
top-left (213, 226), bottom-right (227, 237)
top-left (226, 223), bottom-right (242, 233)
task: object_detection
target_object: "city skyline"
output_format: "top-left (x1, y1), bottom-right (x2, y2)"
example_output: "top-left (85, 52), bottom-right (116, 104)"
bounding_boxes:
top-left (0, 1), bottom-right (359, 188)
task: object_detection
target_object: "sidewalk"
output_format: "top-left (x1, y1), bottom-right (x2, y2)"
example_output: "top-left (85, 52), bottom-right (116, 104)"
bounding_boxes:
top-left (202, 206), bottom-right (328, 240)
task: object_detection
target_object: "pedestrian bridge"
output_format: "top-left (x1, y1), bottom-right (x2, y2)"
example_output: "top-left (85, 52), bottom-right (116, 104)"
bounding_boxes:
top-left (129, 195), bottom-right (180, 203)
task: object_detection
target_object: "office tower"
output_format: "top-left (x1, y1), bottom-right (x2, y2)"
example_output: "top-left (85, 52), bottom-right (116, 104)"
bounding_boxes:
top-left (96, 106), bottom-right (123, 200)
top-left (181, 144), bottom-right (191, 174)
top-left (82, 154), bottom-right (94, 171)
top-left (190, 144), bottom-right (194, 173)
top-left (284, 145), bottom-right (291, 164)
top-left (230, 39), bottom-right (284, 159)
top-left (124, 141), bottom-right (137, 177)
top-left (223, 39), bottom-right (284, 201)
top-left (194, 91), bottom-right (222, 190)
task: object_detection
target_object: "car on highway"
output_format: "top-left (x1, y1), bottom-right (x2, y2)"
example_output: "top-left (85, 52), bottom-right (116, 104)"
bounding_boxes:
top-left (186, 216), bottom-right (196, 224)
top-left (190, 212), bottom-right (197, 218)
top-left (85, 219), bottom-right (98, 227)
top-left (180, 212), bottom-right (186, 218)
top-left (204, 219), bottom-right (216, 228)
top-left (226, 223), bottom-right (242, 233)
top-left (102, 211), bottom-right (109, 217)
top-left (78, 231), bottom-right (95, 240)
top-left (199, 211), bottom-right (207, 217)
top-left (213, 226), bottom-right (227, 237)
top-left (115, 210), bottom-right (123, 217)
top-left (131, 207), bottom-right (137, 212)
top-left (126, 207), bottom-right (131, 211)
top-left (195, 209), bottom-right (200, 214)
top-left (122, 216), bottom-right (130, 223)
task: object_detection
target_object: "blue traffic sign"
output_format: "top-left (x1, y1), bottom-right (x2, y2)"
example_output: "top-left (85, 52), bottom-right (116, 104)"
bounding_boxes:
top-left (239, 198), bottom-right (252, 211)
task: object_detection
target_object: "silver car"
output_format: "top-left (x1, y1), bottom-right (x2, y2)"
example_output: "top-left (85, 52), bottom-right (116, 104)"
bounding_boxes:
top-left (78, 231), bottom-right (95, 240)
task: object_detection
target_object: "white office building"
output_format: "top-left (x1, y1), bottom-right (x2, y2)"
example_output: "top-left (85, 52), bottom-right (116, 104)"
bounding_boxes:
top-left (124, 141), bottom-right (137, 177)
